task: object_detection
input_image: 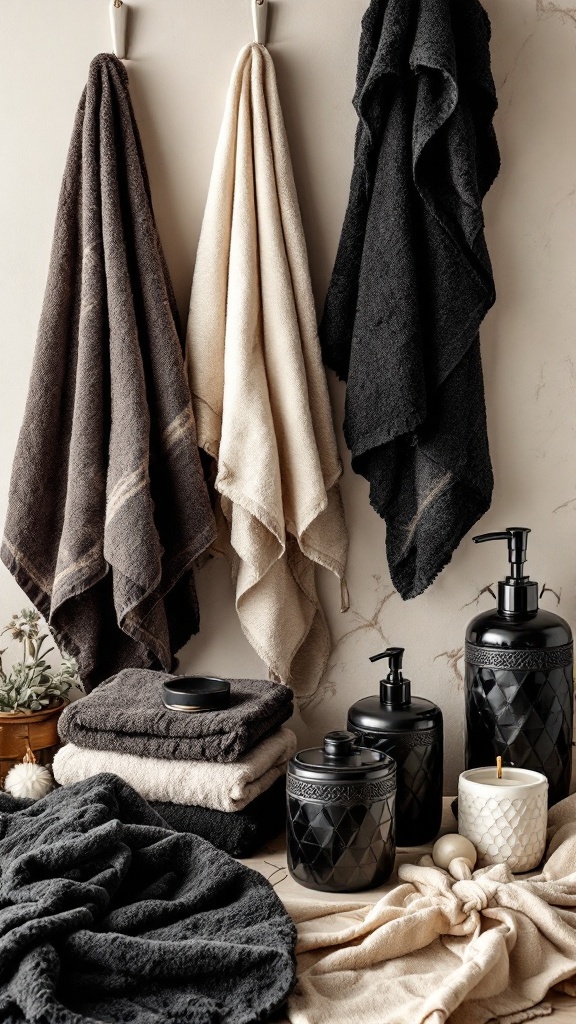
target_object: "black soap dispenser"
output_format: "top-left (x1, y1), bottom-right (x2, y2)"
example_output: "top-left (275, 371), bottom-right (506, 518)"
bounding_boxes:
top-left (465, 527), bottom-right (574, 806)
top-left (347, 647), bottom-right (443, 846)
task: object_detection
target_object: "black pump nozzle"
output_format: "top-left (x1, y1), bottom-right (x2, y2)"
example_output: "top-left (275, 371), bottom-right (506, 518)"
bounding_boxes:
top-left (370, 647), bottom-right (411, 706)
top-left (473, 527), bottom-right (531, 581)
top-left (370, 647), bottom-right (404, 678)
top-left (472, 527), bottom-right (538, 614)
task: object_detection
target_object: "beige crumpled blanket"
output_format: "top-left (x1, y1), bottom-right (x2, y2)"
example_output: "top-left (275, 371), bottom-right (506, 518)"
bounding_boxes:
top-left (284, 794), bottom-right (576, 1024)
top-left (185, 43), bottom-right (348, 697)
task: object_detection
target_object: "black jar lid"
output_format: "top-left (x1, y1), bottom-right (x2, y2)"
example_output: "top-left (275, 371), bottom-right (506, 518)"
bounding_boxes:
top-left (162, 676), bottom-right (231, 713)
top-left (289, 731), bottom-right (396, 784)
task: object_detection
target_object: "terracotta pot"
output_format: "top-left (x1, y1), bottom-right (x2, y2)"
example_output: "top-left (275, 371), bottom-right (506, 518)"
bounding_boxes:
top-left (0, 701), bottom-right (65, 784)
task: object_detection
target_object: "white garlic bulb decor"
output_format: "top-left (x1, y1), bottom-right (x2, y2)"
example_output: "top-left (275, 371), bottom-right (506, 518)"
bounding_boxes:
top-left (5, 762), bottom-right (53, 800)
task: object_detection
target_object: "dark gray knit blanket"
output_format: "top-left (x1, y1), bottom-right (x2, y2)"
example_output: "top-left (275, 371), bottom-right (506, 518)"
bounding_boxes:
top-left (0, 775), bottom-right (295, 1024)
top-left (1, 54), bottom-right (216, 689)
top-left (320, 0), bottom-right (500, 599)
top-left (58, 669), bottom-right (294, 761)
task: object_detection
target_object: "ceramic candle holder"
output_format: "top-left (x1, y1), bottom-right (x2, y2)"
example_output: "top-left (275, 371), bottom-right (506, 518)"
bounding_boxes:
top-left (458, 766), bottom-right (548, 872)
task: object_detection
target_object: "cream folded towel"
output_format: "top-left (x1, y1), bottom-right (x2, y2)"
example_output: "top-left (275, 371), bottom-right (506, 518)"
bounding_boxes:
top-left (186, 43), bottom-right (348, 697)
top-left (53, 727), bottom-right (297, 812)
top-left (283, 793), bottom-right (576, 1024)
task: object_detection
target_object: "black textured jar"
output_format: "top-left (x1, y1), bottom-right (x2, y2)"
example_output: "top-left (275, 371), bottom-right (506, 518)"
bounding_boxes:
top-left (348, 648), bottom-right (443, 846)
top-left (287, 731), bottom-right (396, 893)
top-left (466, 528), bottom-right (574, 807)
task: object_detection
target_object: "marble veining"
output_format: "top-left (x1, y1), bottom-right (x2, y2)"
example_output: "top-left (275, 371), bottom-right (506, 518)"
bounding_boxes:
top-left (536, 0), bottom-right (576, 25)
top-left (460, 585), bottom-right (497, 611)
top-left (434, 648), bottom-right (465, 692)
top-left (297, 577), bottom-right (396, 714)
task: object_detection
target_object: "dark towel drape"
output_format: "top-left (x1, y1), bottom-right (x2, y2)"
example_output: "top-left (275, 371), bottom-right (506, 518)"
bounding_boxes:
top-left (0, 775), bottom-right (295, 1023)
top-left (1, 55), bottom-right (216, 686)
top-left (151, 776), bottom-right (288, 858)
top-left (320, 0), bottom-right (500, 598)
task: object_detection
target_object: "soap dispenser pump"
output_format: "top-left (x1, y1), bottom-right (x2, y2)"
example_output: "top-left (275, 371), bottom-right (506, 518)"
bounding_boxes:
top-left (465, 527), bottom-right (573, 806)
top-left (347, 647), bottom-right (443, 846)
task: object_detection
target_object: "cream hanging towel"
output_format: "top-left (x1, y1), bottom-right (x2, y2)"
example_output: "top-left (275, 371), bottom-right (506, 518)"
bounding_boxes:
top-left (186, 43), bottom-right (348, 696)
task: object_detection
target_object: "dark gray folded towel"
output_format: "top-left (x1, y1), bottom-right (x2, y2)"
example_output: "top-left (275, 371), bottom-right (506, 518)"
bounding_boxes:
top-left (320, 0), bottom-right (500, 599)
top-left (152, 776), bottom-right (287, 857)
top-left (58, 668), bottom-right (294, 761)
top-left (0, 774), bottom-right (295, 1024)
top-left (1, 54), bottom-right (216, 690)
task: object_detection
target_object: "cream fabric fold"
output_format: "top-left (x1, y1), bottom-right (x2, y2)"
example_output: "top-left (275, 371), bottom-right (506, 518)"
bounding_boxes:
top-left (282, 793), bottom-right (576, 1024)
top-left (52, 727), bottom-right (297, 812)
top-left (185, 43), bottom-right (348, 697)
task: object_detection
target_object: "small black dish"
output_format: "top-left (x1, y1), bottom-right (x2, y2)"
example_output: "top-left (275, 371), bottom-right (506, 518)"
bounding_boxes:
top-left (162, 676), bottom-right (231, 713)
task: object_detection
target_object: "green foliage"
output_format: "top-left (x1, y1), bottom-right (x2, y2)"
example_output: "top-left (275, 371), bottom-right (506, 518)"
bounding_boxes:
top-left (0, 609), bottom-right (83, 713)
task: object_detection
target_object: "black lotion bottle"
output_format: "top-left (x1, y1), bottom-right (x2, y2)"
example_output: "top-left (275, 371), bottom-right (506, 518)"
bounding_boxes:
top-left (348, 648), bottom-right (443, 846)
top-left (465, 527), bottom-right (574, 806)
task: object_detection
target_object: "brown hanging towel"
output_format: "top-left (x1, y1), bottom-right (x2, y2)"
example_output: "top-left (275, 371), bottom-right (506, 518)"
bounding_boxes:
top-left (1, 54), bottom-right (216, 690)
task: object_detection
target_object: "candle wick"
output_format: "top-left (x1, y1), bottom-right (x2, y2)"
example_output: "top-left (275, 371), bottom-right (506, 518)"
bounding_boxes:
top-left (496, 756), bottom-right (502, 780)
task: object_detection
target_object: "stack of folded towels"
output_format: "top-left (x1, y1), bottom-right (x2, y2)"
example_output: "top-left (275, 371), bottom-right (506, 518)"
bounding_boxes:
top-left (53, 669), bottom-right (296, 857)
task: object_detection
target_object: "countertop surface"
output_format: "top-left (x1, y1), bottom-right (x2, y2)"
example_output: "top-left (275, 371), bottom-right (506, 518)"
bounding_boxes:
top-left (241, 799), bottom-right (576, 1024)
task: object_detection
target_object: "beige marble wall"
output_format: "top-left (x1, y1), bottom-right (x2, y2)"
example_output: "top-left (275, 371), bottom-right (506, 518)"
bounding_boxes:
top-left (0, 0), bottom-right (574, 791)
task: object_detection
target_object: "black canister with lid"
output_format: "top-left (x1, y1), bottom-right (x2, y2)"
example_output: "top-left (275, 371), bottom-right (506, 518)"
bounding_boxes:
top-left (347, 648), bottom-right (443, 846)
top-left (465, 527), bottom-right (574, 806)
top-left (287, 731), bottom-right (396, 892)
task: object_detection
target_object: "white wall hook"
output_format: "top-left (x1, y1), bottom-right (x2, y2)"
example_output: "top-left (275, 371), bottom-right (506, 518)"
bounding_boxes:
top-left (110, 0), bottom-right (128, 60)
top-left (252, 0), bottom-right (268, 46)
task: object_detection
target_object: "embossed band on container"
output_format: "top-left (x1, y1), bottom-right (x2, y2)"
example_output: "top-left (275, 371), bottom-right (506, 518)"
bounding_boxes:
top-left (361, 727), bottom-right (440, 750)
top-left (287, 774), bottom-right (396, 804)
top-left (465, 640), bottom-right (573, 671)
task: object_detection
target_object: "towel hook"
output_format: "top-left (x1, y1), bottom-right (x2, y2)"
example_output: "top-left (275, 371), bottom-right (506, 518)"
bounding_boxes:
top-left (252, 0), bottom-right (268, 46)
top-left (109, 0), bottom-right (128, 60)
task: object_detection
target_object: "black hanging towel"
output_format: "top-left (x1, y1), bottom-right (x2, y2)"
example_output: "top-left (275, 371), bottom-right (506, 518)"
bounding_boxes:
top-left (320, 0), bottom-right (500, 599)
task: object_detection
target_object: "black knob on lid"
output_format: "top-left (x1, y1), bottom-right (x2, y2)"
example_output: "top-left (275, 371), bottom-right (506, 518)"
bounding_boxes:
top-left (323, 731), bottom-right (357, 758)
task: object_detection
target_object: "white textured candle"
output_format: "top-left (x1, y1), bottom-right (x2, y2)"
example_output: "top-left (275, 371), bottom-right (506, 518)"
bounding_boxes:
top-left (458, 766), bottom-right (548, 872)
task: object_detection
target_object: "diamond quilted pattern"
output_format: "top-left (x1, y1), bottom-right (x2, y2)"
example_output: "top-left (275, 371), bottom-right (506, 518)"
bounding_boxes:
top-left (466, 665), bottom-right (574, 806)
top-left (287, 795), bottom-right (396, 893)
top-left (349, 728), bottom-right (443, 846)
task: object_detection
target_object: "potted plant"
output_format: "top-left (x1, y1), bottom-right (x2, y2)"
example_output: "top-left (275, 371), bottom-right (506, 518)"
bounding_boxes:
top-left (0, 608), bottom-right (82, 783)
